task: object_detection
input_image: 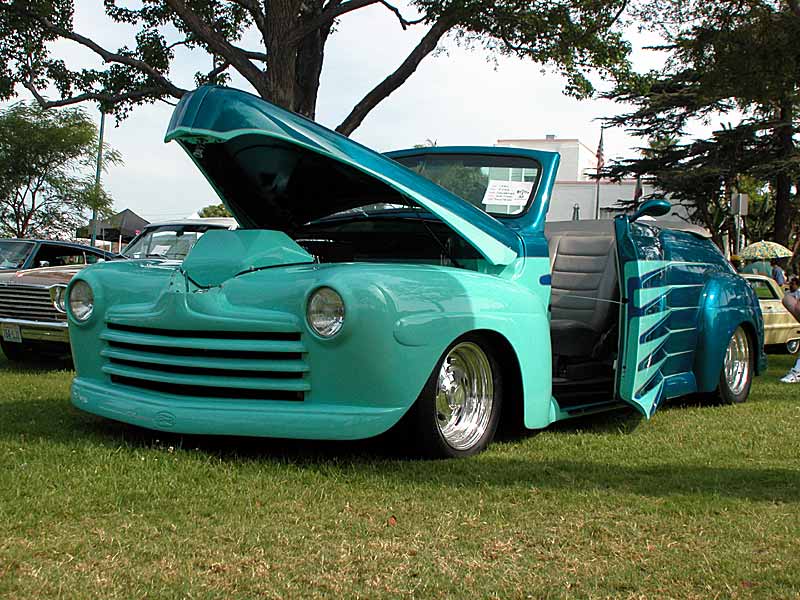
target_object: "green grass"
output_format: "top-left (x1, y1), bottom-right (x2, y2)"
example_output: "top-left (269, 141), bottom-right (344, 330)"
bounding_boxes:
top-left (1, 356), bottom-right (799, 599)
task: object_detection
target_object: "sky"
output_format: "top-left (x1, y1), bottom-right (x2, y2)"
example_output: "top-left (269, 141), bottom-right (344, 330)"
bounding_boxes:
top-left (14, 1), bottom-right (713, 223)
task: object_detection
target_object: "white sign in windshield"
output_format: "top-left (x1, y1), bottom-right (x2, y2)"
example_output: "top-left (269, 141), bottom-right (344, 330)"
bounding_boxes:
top-left (481, 180), bottom-right (533, 207)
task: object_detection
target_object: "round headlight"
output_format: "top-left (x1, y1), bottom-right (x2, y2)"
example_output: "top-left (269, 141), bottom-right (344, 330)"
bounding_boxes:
top-left (307, 287), bottom-right (345, 337)
top-left (50, 285), bottom-right (67, 313)
top-left (69, 280), bottom-right (94, 322)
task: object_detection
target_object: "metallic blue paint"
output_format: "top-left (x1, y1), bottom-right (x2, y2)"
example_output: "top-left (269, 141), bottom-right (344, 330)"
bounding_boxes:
top-left (615, 216), bottom-right (765, 415)
top-left (628, 198), bottom-right (671, 222)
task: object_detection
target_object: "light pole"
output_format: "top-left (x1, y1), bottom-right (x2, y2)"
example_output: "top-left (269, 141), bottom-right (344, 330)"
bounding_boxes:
top-left (90, 108), bottom-right (106, 247)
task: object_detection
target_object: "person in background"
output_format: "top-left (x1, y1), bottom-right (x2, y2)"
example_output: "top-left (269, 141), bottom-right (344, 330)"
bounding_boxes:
top-left (741, 258), bottom-right (771, 276)
top-left (771, 259), bottom-right (787, 286)
top-left (780, 280), bottom-right (800, 383)
top-left (787, 276), bottom-right (800, 299)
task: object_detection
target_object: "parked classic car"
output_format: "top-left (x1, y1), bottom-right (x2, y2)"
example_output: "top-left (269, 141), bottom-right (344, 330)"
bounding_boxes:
top-left (66, 86), bottom-right (766, 457)
top-left (0, 240), bottom-right (116, 360)
top-left (0, 219), bottom-right (236, 361)
top-left (0, 239), bottom-right (114, 279)
top-left (743, 274), bottom-right (800, 353)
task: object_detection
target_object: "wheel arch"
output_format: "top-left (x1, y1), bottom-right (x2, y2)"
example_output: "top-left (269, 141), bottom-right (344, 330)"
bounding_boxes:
top-left (695, 317), bottom-right (760, 393)
top-left (470, 329), bottom-right (525, 435)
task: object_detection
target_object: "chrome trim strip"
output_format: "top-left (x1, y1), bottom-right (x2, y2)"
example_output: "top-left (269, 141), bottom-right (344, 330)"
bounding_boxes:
top-left (0, 318), bottom-right (68, 329)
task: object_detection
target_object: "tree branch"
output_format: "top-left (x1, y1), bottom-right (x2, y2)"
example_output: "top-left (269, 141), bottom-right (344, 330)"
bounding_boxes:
top-left (290, 0), bottom-right (424, 43)
top-left (336, 12), bottom-right (457, 135)
top-left (291, 0), bottom-right (378, 42)
top-left (166, 36), bottom-right (196, 51)
top-left (205, 60), bottom-right (232, 82)
top-left (16, 10), bottom-right (187, 99)
top-left (23, 82), bottom-right (168, 110)
top-left (378, 0), bottom-right (427, 28)
top-left (163, 0), bottom-right (268, 96)
top-left (226, 0), bottom-right (267, 34)
top-left (232, 46), bottom-right (268, 62)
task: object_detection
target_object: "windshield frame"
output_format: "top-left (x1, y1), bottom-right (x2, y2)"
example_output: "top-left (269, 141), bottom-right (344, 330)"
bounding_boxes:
top-left (122, 224), bottom-right (224, 260)
top-left (390, 152), bottom-right (543, 221)
top-left (0, 239), bottom-right (36, 270)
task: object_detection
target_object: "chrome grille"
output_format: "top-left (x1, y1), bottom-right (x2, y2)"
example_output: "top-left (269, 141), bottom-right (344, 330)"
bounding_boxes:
top-left (101, 322), bottom-right (309, 401)
top-left (0, 284), bottom-right (64, 322)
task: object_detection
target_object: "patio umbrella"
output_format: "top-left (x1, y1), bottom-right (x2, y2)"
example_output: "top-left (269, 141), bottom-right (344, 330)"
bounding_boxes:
top-left (740, 240), bottom-right (793, 260)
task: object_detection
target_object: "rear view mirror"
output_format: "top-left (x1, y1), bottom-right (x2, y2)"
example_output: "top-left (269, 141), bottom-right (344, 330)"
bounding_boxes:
top-left (628, 198), bottom-right (671, 222)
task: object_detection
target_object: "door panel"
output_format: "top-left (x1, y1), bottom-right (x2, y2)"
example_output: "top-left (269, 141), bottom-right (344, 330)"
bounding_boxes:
top-left (614, 219), bottom-right (708, 417)
top-left (761, 299), bottom-right (785, 344)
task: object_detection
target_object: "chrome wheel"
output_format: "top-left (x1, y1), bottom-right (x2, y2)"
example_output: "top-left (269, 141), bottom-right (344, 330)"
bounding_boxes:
top-left (435, 341), bottom-right (494, 451)
top-left (787, 339), bottom-right (800, 355)
top-left (724, 327), bottom-right (750, 396)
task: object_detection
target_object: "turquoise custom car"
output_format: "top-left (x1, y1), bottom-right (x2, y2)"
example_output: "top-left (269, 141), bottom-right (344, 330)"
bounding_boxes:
top-left (67, 86), bottom-right (766, 458)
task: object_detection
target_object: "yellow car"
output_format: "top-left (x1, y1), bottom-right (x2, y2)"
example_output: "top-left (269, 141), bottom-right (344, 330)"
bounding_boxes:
top-left (744, 274), bottom-right (800, 354)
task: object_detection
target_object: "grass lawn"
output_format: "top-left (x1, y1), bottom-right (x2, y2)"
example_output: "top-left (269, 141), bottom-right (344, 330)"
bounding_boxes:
top-left (1, 354), bottom-right (798, 599)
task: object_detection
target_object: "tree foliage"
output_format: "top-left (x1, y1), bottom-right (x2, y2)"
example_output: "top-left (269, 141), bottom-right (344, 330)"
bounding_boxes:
top-left (198, 203), bottom-right (231, 218)
top-left (0, 0), bottom-right (631, 135)
top-left (0, 102), bottom-right (120, 239)
top-left (603, 0), bottom-right (800, 250)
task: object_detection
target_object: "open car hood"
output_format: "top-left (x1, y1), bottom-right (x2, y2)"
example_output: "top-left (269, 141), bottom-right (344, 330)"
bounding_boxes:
top-left (165, 86), bottom-right (522, 266)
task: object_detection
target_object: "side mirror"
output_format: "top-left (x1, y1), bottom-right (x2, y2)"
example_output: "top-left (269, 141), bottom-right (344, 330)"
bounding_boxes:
top-left (628, 198), bottom-right (671, 222)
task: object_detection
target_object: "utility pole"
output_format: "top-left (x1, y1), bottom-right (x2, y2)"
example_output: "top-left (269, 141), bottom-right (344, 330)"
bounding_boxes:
top-left (731, 191), bottom-right (749, 255)
top-left (90, 109), bottom-right (106, 247)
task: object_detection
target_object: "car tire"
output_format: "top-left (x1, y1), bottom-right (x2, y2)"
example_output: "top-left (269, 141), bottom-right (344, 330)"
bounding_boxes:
top-left (407, 334), bottom-right (502, 458)
top-left (786, 339), bottom-right (800, 355)
top-left (718, 326), bottom-right (753, 404)
top-left (0, 340), bottom-right (25, 362)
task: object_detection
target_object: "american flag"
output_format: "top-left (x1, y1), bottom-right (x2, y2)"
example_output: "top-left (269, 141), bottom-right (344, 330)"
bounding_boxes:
top-left (633, 176), bottom-right (643, 203)
top-left (596, 128), bottom-right (605, 171)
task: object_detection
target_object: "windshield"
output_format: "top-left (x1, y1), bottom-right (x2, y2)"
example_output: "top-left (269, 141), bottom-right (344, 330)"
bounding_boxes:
top-left (123, 225), bottom-right (224, 260)
top-left (0, 240), bottom-right (35, 269)
top-left (393, 153), bottom-right (541, 217)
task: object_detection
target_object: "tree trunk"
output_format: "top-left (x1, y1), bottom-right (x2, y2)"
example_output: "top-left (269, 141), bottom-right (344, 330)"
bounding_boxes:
top-left (294, 0), bottom-right (332, 119)
top-left (264, 0), bottom-right (302, 110)
top-left (772, 97), bottom-right (795, 245)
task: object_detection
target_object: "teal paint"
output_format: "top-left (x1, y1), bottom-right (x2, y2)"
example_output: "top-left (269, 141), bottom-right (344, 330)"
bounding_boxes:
top-left (181, 229), bottom-right (314, 287)
top-left (164, 86), bottom-right (554, 266)
top-left (67, 86), bottom-right (765, 444)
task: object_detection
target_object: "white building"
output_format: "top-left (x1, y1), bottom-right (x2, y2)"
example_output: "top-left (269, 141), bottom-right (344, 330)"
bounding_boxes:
top-left (496, 136), bottom-right (658, 222)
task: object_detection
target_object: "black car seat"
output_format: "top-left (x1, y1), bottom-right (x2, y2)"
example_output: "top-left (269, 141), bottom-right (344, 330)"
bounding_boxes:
top-left (545, 222), bottom-right (619, 359)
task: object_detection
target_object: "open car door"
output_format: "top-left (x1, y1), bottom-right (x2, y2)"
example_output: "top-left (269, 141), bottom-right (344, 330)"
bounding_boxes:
top-left (614, 217), bottom-right (670, 417)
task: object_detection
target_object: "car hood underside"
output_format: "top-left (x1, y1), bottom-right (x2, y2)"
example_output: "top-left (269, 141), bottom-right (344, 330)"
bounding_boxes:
top-left (164, 86), bottom-right (522, 266)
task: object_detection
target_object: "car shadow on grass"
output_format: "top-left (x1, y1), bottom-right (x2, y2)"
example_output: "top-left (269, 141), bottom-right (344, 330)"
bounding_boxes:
top-left (3, 397), bottom-right (798, 504)
top-left (0, 355), bottom-right (73, 372)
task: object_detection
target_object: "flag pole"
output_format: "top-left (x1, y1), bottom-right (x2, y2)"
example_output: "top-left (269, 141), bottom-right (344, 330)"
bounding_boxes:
top-left (594, 127), bottom-right (604, 220)
top-left (594, 172), bottom-right (601, 220)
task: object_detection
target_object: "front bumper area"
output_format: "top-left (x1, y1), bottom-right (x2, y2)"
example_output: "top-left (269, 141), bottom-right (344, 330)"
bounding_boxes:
top-left (71, 377), bottom-right (407, 440)
top-left (1, 318), bottom-right (69, 344)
